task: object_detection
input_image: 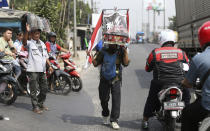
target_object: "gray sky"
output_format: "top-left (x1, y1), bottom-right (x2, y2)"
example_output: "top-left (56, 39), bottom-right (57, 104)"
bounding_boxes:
top-left (84, 0), bottom-right (176, 38)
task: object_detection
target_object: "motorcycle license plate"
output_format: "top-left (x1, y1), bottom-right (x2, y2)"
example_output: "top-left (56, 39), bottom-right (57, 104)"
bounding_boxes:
top-left (164, 102), bottom-right (185, 110)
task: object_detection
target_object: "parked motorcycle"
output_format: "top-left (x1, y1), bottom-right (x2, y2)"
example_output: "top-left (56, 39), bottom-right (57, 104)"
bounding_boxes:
top-left (0, 52), bottom-right (18, 105)
top-left (60, 53), bottom-right (83, 92)
top-left (47, 53), bottom-right (72, 95)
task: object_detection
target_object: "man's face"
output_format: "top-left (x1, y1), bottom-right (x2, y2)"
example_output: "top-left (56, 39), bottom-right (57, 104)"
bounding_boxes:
top-left (50, 36), bottom-right (56, 43)
top-left (109, 44), bottom-right (117, 49)
top-left (108, 44), bottom-right (118, 54)
top-left (3, 30), bottom-right (13, 41)
top-left (31, 31), bottom-right (41, 41)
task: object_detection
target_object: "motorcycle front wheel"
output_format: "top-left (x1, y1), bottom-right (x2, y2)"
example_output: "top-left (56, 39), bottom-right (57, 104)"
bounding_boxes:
top-left (71, 76), bottom-right (82, 92)
top-left (53, 74), bottom-right (72, 95)
top-left (0, 80), bottom-right (18, 105)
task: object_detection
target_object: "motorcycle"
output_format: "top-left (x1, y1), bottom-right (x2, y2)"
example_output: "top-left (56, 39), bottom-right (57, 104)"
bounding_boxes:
top-left (0, 52), bottom-right (18, 105)
top-left (59, 53), bottom-right (83, 92)
top-left (193, 79), bottom-right (210, 131)
top-left (156, 84), bottom-right (185, 131)
top-left (47, 53), bottom-right (72, 95)
top-left (182, 61), bottom-right (210, 131)
top-left (155, 63), bottom-right (188, 131)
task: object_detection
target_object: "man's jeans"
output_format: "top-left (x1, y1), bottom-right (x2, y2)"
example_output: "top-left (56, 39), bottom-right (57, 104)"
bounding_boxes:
top-left (27, 72), bottom-right (48, 109)
top-left (99, 77), bottom-right (121, 122)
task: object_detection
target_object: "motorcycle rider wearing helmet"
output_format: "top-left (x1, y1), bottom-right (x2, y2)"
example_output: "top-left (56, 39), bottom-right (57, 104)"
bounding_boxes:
top-left (142, 29), bottom-right (190, 129)
top-left (45, 32), bottom-right (69, 57)
top-left (181, 21), bottom-right (210, 131)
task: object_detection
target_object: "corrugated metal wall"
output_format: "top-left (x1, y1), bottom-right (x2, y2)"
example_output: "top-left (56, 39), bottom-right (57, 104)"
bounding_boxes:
top-left (176, 0), bottom-right (210, 50)
top-left (176, 0), bottom-right (210, 26)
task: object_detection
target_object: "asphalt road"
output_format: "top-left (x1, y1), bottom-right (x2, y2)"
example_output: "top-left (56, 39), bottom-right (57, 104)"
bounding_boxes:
top-left (0, 43), bottom-right (182, 131)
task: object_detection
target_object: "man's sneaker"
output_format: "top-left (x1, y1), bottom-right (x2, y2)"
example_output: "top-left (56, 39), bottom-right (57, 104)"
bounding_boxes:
top-left (0, 115), bottom-right (9, 121)
top-left (111, 122), bottom-right (120, 130)
top-left (142, 120), bottom-right (149, 129)
top-left (102, 116), bottom-right (109, 125)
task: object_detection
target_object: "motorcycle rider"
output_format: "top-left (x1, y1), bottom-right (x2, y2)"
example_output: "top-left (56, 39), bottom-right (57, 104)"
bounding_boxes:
top-left (181, 21), bottom-right (210, 131)
top-left (45, 32), bottom-right (69, 57)
top-left (0, 28), bottom-right (21, 80)
top-left (45, 32), bottom-right (69, 91)
top-left (142, 29), bottom-right (191, 129)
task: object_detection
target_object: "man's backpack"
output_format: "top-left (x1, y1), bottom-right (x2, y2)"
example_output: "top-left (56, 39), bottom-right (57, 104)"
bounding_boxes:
top-left (101, 50), bottom-right (117, 81)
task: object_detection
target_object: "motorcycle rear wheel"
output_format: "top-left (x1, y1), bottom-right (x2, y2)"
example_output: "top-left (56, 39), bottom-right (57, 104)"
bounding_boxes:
top-left (199, 117), bottom-right (210, 131)
top-left (165, 117), bottom-right (176, 131)
top-left (0, 80), bottom-right (18, 105)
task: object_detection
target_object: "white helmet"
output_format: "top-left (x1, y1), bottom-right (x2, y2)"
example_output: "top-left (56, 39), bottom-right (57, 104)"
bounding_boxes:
top-left (159, 29), bottom-right (177, 46)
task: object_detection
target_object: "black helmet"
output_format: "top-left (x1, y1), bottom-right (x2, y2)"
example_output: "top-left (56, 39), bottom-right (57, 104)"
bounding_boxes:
top-left (48, 32), bottom-right (57, 37)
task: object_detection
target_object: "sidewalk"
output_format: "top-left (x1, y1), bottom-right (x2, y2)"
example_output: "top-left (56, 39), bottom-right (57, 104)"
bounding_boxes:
top-left (71, 51), bottom-right (87, 73)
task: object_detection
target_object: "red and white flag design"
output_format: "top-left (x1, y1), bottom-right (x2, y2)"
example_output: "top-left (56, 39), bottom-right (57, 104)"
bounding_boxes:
top-left (84, 12), bottom-right (103, 69)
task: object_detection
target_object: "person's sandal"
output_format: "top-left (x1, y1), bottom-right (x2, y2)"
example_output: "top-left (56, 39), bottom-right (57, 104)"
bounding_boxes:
top-left (33, 108), bottom-right (43, 114)
top-left (40, 105), bottom-right (49, 111)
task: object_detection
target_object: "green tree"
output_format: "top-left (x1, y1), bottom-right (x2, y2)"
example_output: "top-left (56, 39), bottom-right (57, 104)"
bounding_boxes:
top-left (168, 16), bottom-right (177, 31)
top-left (13, 0), bottom-right (92, 47)
top-left (69, 0), bottom-right (92, 25)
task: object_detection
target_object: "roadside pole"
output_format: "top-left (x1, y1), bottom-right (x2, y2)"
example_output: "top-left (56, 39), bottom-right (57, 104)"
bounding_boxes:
top-left (73, 0), bottom-right (77, 57)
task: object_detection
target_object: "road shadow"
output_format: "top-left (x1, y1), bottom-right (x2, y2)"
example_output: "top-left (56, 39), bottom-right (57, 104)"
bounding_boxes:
top-left (119, 119), bottom-right (142, 130)
top-left (135, 69), bottom-right (152, 88)
top-left (61, 114), bottom-right (111, 129)
top-left (12, 102), bottom-right (32, 111)
top-left (61, 114), bottom-right (148, 130)
top-left (61, 114), bottom-right (103, 125)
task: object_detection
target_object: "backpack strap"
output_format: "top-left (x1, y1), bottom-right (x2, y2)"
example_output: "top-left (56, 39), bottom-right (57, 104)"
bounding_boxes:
top-left (200, 68), bottom-right (210, 88)
top-left (152, 49), bottom-right (156, 60)
top-left (182, 51), bottom-right (187, 62)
